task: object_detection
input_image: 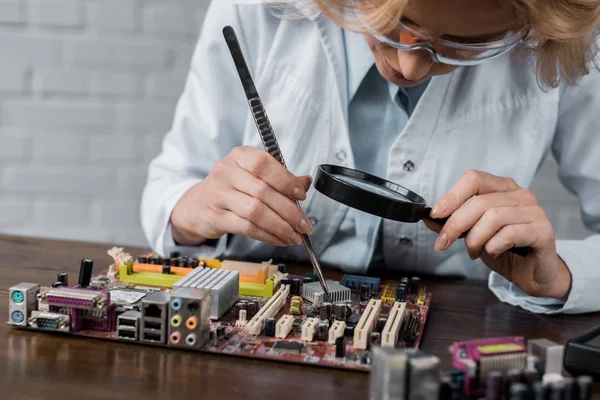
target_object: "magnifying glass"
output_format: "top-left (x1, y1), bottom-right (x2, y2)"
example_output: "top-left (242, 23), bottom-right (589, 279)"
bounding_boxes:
top-left (313, 164), bottom-right (531, 257)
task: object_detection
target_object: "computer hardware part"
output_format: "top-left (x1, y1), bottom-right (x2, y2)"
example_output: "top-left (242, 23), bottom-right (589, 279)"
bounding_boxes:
top-left (167, 287), bottom-right (210, 349)
top-left (117, 310), bottom-right (141, 341)
top-left (301, 280), bottom-right (351, 306)
top-left (9, 283), bottom-right (40, 327)
top-left (141, 291), bottom-right (169, 344)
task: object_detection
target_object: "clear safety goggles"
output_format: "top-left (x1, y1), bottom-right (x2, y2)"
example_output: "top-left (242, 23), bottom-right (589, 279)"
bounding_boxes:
top-left (360, 14), bottom-right (530, 66)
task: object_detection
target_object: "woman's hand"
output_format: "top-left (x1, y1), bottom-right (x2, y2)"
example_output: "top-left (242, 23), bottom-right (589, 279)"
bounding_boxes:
top-left (423, 170), bottom-right (572, 300)
top-left (170, 146), bottom-right (314, 247)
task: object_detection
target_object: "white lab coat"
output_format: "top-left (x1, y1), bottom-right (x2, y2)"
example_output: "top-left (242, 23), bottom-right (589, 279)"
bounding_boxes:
top-left (141, 0), bottom-right (600, 314)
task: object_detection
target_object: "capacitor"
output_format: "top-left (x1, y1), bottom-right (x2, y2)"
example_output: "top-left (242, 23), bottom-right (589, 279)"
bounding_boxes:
top-left (291, 278), bottom-right (301, 295)
top-left (265, 318), bottom-right (276, 337)
top-left (152, 255), bottom-right (162, 265)
top-left (376, 317), bottom-right (387, 333)
top-left (344, 325), bottom-right (355, 337)
top-left (170, 258), bottom-right (179, 266)
top-left (281, 278), bottom-right (291, 287)
top-left (236, 301), bottom-right (248, 317)
top-left (396, 285), bottom-right (406, 302)
top-left (360, 350), bottom-right (371, 365)
top-left (400, 277), bottom-right (409, 292)
top-left (138, 255), bottom-right (148, 264)
top-left (360, 284), bottom-right (370, 301)
top-left (506, 369), bottom-right (523, 390)
top-left (78, 258), bottom-right (93, 288)
top-left (335, 336), bottom-right (345, 358)
top-left (486, 371), bottom-right (503, 400)
top-left (189, 259), bottom-right (199, 269)
top-left (216, 326), bottom-right (225, 337)
top-left (57, 272), bottom-right (68, 286)
top-left (303, 276), bottom-right (313, 285)
top-left (549, 381), bottom-right (565, 400)
top-left (532, 382), bottom-right (546, 400)
top-left (320, 302), bottom-right (332, 321)
top-left (369, 332), bottom-right (381, 347)
top-left (162, 265), bottom-right (171, 274)
top-left (179, 258), bottom-right (189, 268)
top-left (509, 383), bottom-right (529, 400)
top-left (252, 300), bottom-right (261, 313)
top-left (562, 377), bottom-right (574, 400)
top-left (51, 281), bottom-right (63, 288)
top-left (169, 251), bottom-right (181, 258)
top-left (333, 303), bottom-right (347, 321)
top-left (246, 301), bottom-right (258, 318)
top-left (316, 322), bottom-right (329, 341)
top-left (410, 277), bottom-right (421, 295)
top-left (163, 258), bottom-right (171, 267)
top-left (576, 375), bottom-right (592, 400)
top-left (277, 264), bottom-right (286, 273)
top-left (523, 368), bottom-right (539, 386)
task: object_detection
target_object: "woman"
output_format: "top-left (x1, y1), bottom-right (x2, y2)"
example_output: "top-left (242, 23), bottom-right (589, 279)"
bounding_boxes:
top-left (141, 0), bottom-right (600, 314)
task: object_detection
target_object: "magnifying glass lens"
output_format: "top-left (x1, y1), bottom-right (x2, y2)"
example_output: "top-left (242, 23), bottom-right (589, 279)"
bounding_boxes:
top-left (332, 173), bottom-right (416, 202)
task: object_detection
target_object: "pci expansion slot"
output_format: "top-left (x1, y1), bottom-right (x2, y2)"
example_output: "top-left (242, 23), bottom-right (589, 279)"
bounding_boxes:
top-left (354, 298), bottom-right (382, 350)
top-left (381, 302), bottom-right (407, 347)
top-left (244, 284), bottom-right (290, 335)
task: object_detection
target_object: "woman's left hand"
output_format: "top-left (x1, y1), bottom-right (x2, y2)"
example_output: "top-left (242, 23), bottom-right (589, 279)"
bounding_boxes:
top-left (423, 170), bottom-right (572, 300)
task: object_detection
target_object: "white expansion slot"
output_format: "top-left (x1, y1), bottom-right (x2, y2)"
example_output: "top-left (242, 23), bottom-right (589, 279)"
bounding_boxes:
top-left (244, 284), bottom-right (290, 335)
top-left (301, 317), bottom-right (319, 342)
top-left (328, 320), bottom-right (346, 344)
top-left (275, 315), bottom-right (295, 339)
top-left (353, 299), bottom-right (382, 350)
top-left (381, 301), bottom-right (407, 347)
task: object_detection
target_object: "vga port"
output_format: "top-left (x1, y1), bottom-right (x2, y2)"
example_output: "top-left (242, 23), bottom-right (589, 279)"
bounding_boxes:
top-left (29, 311), bottom-right (70, 332)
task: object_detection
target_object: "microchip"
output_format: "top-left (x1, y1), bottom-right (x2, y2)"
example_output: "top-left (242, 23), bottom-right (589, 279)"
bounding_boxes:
top-left (272, 341), bottom-right (304, 354)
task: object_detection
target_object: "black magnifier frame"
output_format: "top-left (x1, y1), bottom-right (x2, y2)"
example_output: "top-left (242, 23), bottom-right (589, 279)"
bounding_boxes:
top-left (313, 164), bottom-right (531, 257)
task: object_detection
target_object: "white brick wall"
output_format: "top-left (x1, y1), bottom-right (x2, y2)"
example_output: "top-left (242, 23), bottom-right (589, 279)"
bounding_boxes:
top-left (0, 0), bottom-right (209, 246)
top-left (0, 0), bottom-right (591, 248)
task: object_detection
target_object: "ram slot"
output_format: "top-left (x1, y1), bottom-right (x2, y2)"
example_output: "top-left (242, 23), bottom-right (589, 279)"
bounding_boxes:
top-left (353, 299), bottom-right (382, 349)
top-left (328, 320), bottom-right (346, 344)
top-left (381, 302), bottom-right (407, 347)
top-left (244, 284), bottom-right (290, 335)
top-left (275, 315), bottom-right (295, 339)
top-left (301, 317), bottom-right (319, 342)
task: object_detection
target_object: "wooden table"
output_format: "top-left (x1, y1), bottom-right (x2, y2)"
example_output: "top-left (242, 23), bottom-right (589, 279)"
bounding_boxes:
top-left (1, 234), bottom-right (599, 399)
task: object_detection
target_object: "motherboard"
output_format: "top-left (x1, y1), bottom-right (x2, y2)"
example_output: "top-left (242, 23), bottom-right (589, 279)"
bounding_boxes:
top-left (7, 247), bottom-right (431, 372)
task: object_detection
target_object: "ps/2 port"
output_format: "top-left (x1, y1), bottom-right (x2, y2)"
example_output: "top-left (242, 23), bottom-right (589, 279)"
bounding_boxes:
top-left (11, 291), bottom-right (24, 304)
top-left (186, 316), bottom-right (198, 330)
top-left (170, 331), bottom-right (181, 344)
top-left (170, 298), bottom-right (182, 311)
top-left (170, 315), bottom-right (182, 327)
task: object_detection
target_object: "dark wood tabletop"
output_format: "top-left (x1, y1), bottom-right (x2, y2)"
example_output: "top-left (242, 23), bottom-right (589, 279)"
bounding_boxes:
top-left (1, 234), bottom-right (599, 400)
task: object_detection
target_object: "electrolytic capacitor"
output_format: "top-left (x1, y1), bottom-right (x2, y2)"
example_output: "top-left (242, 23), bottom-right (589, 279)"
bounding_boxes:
top-left (189, 259), bottom-right (199, 269)
top-left (369, 332), bottom-right (381, 347)
top-left (179, 258), bottom-right (189, 268)
top-left (400, 277), bottom-right (409, 292)
top-left (549, 381), bottom-right (566, 400)
top-left (266, 318), bottom-right (276, 337)
top-left (169, 251), bottom-right (181, 259)
top-left (562, 377), bottom-right (574, 400)
top-left (138, 255), bottom-right (148, 264)
top-left (291, 278), bottom-right (301, 295)
top-left (410, 277), bottom-right (421, 294)
top-left (506, 369), bottom-right (523, 391)
top-left (163, 258), bottom-right (171, 267)
top-left (509, 383), bottom-right (530, 400)
top-left (252, 300), bottom-right (261, 313)
top-left (396, 285), bottom-right (406, 302)
top-left (344, 325), bottom-right (355, 337)
top-left (376, 317), bottom-right (387, 333)
top-left (486, 371), bottom-right (503, 400)
top-left (320, 302), bottom-right (332, 320)
top-left (246, 300), bottom-right (258, 318)
top-left (162, 265), bottom-right (171, 274)
top-left (57, 272), bottom-right (68, 286)
top-left (303, 276), bottom-right (313, 285)
top-left (51, 281), bottom-right (63, 288)
top-left (281, 278), bottom-right (291, 287)
top-left (523, 368), bottom-right (539, 386)
top-left (360, 284), bottom-right (370, 301)
top-left (170, 258), bottom-right (179, 266)
top-left (277, 264), bottom-right (286, 273)
top-left (78, 258), bottom-right (94, 288)
top-left (333, 303), bottom-right (347, 321)
top-left (576, 376), bottom-right (592, 400)
top-left (152, 255), bottom-right (162, 265)
top-left (532, 382), bottom-right (546, 400)
top-left (335, 336), bottom-right (345, 358)
top-left (316, 322), bottom-right (329, 341)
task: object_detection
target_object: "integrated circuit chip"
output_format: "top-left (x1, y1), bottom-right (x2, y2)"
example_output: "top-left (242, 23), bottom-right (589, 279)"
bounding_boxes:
top-left (272, 341), bottom-right (304, 354)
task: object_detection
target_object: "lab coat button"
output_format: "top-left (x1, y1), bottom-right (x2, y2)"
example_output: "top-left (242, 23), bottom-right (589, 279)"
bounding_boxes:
top-left (403, 160), bottom-right (415, 171)
top-left (309, 217), bottom-right (318, 227)
top-left (336, 150), bottom-right (347, 161)
top-left (399, 236), bottom-right (411, 245)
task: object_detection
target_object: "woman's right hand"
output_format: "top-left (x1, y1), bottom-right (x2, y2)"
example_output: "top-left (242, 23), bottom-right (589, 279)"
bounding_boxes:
top-left (170, 146), bottom-right (314, 247)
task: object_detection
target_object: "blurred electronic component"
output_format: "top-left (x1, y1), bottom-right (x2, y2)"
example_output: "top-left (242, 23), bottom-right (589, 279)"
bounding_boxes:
top-left (396, 285), bottom-right (406, 302)
top-left (354, 299), bottom-right (382, 350)
top-left (173, 266), bottom-right (239, 319)
top-left (58, 272), bottom-right (69, 286)
top-left (141, 291), bottom-right (170, 344)
top-left (275, 315), bottom-right (294, 339)
top-left (333, 303), bottom-right (347, 321)
top-left (375, 317), bottom-right (387, 333)
top-left (370, 332), bottom-right (381, 347)
top-left (316, 321), bottom-right (329, 341)
top-left (370, 347), bottom-right (440, 400)
top-left (289, 296), bottom-right (303, 315)
top-left (37, 287), bottom-right (50, 312)
top-left (402, 312), bottom-right (421, 347)
top-left (247, 300), bottom-right (259, 318)
top-left (235, 309), bottom-right (247, 328)
top-left (380, 280), bottom-right (399, 302)
top-left (320, 302), bottom-right (332, 320)
top-left (410, 277), bottom-right (420, 295)
top-left (328, 320), bottom-right (346, 344)
top-left (277, 264), bottom-right (286, 273)
top-left (221, 259), bottom-right (284, 297)
top-left (265, 317), bottom-right (276, 337)
top-left (272, 341), bottom-right (303, 354)
top-left (108, 289), bottom-right (146, 306)
top-left (486, 370), bottom-right (502, 400)
top-left (244, 283), bottom-right (290, 335)
top-left (117, 310), bottom-right (141, 341)
top-left (9, 283), bottom-right (41, 326)
top-left (290, 278), bottom-right (301, 295)
top-left (381, 302), bottom-right (407, 348)
top-left (341, 275), bottom-right (380, 291)
top-left (335, 336), bottom-right (345, 358)
top-left (302, 317), bottom-right (318, 342)
top-left (78, 258), bottom-right (94, 288)
top-left (452, 336), bottom-right (527, 397)
top-left (564, 324), bottom-right (600, 380)
top-left (28, 311), bottom-right (70, 332)
top-left (301, 280), bottom-right (351, 306)
top-left (167, 287), bottom-right (211, 349)
top-left (360, 284), bottom-right (370, 301)
top-left (508, 383), bottom-right (528, 400)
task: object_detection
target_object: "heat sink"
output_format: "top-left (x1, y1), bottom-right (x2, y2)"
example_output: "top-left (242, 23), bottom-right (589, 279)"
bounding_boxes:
top-left (301, 280), bottom-right (351, 306)
top-left (173, 267), bottom-right (239, 319)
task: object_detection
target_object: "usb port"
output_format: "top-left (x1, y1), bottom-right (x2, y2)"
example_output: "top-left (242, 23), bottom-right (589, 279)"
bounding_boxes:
top-left (144, 321), bottom-right (161, 330)
top-left (118, 330), bottom-right (137, 340)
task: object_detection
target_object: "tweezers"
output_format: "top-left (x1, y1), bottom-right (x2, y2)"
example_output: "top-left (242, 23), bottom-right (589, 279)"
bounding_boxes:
top-left (222, 25), bottom-right (331, 303)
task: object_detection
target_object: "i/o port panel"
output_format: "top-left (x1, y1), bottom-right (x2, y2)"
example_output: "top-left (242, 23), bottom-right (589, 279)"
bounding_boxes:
top-left (167, 288), bottom-right (211, 349)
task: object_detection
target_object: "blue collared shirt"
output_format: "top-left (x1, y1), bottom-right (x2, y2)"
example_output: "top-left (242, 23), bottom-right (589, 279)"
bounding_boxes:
top-left (322, 29), bottom-right (429, 270)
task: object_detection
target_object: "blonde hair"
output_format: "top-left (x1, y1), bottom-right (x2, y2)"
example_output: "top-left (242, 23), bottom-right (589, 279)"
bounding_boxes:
top-left (264, 0), bottom-right (600, 88)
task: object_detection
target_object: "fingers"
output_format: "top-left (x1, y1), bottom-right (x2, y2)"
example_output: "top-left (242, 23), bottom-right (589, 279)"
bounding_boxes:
top-left (423, 219), bottom-right (443, 234)
top-left (217, 209), bottom-right (292, 247)
top-left (435, 190), bottom-right (539, 251)
top-left (297, 175), bottom-right (312, 192)
top-left (430, 170), bottom-right (521, 219)
top-left (462, 206), bottom-right (548, 258)
top-left (482, 219), bottom-right (555, 258)
top-left (232, 146), bottom-right (308, 200)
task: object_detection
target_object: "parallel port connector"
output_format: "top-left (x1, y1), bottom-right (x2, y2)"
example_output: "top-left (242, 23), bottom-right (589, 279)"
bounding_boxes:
top-left (46, 287), bottom-right (108, 310)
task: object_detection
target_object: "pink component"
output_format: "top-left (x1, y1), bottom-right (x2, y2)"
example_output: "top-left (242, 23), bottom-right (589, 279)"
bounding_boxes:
top-left (452, 336), bottom-right (526, 397)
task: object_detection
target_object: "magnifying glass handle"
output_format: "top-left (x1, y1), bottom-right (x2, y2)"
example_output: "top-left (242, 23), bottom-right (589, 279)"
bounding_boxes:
top-left (422, 208), bottom-right (532, 257)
